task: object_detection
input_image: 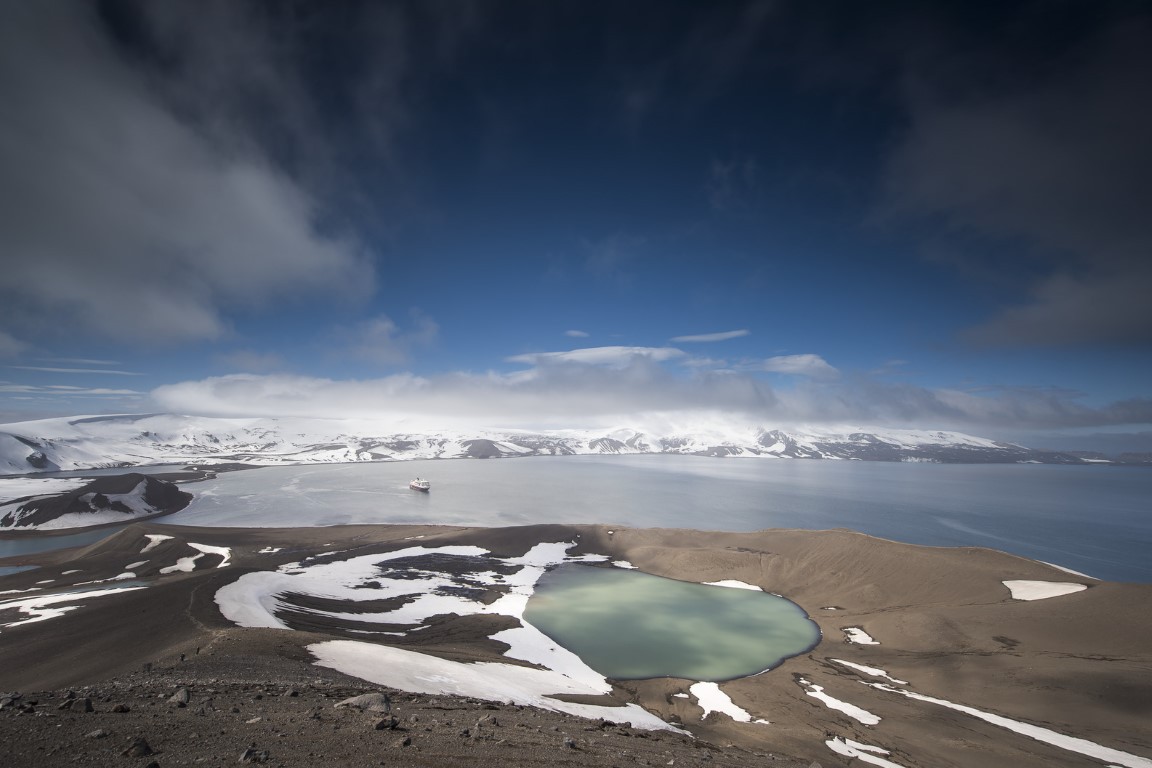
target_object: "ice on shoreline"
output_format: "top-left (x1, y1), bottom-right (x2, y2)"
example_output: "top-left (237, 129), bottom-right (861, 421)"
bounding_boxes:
top-left (704, 579), bottom-right (762, 591)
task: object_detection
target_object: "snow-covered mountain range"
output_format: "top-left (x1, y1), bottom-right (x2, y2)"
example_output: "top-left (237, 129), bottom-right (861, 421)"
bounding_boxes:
top-left (0, 413), bottom-right (1098, 476)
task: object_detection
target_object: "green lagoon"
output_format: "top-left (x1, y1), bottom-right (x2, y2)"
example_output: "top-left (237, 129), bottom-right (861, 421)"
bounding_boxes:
top-left (524, 564), bottom-right (821, 681)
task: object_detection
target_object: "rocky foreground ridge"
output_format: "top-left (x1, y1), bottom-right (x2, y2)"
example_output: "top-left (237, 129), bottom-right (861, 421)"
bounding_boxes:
top-left (2, 663), bottom-right (799, 768)
top-left (0, 413), bottom-right (1111, 476)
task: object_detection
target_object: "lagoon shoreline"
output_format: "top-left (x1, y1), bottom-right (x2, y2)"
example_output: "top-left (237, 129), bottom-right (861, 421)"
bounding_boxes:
top-left (2, 522), bottom-right (1151, 767)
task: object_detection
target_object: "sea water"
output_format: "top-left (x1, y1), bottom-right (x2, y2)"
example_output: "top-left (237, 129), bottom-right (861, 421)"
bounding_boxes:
top-left (4, 455), bottom-right (1150, 582)
top-left (524, 564), bottom-right (820, 681)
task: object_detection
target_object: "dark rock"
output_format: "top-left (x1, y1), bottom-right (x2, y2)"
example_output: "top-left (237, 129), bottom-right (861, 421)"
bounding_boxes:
top-left (122, 737), bottom-right (154, 757)
top-left (112, 703), bottom-right (131, 713)
top-left (395, 736), bottom-right (412, 747)
top-left (85, 729), bottom-right (110, 739)
top-left (238, 748), bottom-right (270, 763)
top-left (372, 716), bottom-right (399, 731)
top-left (562, 736), bottom-right (578, 750)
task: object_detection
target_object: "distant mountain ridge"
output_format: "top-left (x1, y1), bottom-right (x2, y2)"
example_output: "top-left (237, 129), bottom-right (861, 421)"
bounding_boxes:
top-left (0, 413), bottom-right (1120, 476)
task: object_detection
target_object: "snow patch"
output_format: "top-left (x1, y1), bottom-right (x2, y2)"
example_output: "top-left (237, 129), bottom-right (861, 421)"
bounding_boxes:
top-left (0, 585), bottom-right (147, 631)
top-left (688, 682), bottom-right (753, 723)
top-left (843, 626), bottom-right (879, 645)
top-left (798, 678), bottom-right (880, 725)
top-left (0, 477), bottom-right (86, 504)
top-left (216, 542), bottom-right (628, 714)
top-left (160, 554), bottom-right (202, 574)
top-left (310, 640), bottom-right (682, 732)
top-left (829, 659), bottom-right (907, 685)
top-left (189, 542), bottom-right (231, 568)
top-left (141, 534), bottom-right (173, 553)
top-left (868, 683), bottom-right (1152, 768)
top-left (826, 738), bottom-right (908, 768)
top-left (1002, 580), bottom-right (1087, 601)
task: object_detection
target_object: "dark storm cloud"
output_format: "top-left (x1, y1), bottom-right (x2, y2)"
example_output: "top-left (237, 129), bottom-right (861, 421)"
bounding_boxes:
top-left (0, 3), bottom-right (374, 343)
top-left (882, 10), bottom-right (1152, 345)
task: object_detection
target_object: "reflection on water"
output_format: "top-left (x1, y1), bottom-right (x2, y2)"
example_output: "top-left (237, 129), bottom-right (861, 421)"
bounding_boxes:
top-left (524, 565), bottom-right (820, 681)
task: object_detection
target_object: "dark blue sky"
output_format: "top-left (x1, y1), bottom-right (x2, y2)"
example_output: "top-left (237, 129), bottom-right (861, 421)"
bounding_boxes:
top-left (0, 1), bottom-right (1149, 449)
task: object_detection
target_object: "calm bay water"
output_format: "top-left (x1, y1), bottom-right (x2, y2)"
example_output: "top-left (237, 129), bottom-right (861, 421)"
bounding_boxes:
top-left (3, 455), bottom-right (1150, 582)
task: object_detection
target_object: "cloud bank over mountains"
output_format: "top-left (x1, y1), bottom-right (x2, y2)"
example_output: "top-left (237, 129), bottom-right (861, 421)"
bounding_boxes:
top-left (151, 346), bottom-right (1151, 436)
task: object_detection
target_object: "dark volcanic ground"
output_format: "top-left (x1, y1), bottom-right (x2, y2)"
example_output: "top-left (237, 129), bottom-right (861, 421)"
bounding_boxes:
top-left (3, 521), bottom-right (1151, 768)
top-left (0, 643), bottom-right (808, 768)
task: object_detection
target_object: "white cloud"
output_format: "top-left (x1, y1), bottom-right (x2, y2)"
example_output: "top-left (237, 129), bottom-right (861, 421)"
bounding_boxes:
top-left (8, 366), bottom-right (144, 376)
top-left (347, 312), bottom-right (439, 366)
top-left (506, 346), bottom-right (685, 367)
top-left (671, 329), bottom-right (750, 343)
top-left (150, 362), bottom-right (1152, 435)
top-left (0, 382), bottom-right (141, 397)
top-left (36, 358), bottom-right (121, 366)
top-left (0, 4), bottom-right (373, 344)
top-left (0, 332), bottom-right (27, 359)
top-left (564, 330), bottom-right (590, 338)
top-left (760, 354), bottom-right (839, 379)
top-left (216, 350), bottom-right (285, 374)
top-left (152, 359), bottom-right (775, 430)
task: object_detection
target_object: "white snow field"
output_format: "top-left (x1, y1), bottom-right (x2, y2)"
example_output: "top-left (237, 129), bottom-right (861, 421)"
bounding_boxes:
top-left (1002, 580), bottom-right (1088, 600)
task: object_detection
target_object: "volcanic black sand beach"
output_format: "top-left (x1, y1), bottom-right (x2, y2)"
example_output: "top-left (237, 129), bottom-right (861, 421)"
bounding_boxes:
top-left (2, 522), bottom-right (1150, 767)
